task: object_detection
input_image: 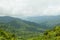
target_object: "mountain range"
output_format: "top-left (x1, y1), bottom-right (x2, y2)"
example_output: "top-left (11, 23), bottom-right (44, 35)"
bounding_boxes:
top-left (24, 16), bottom-right (60, 28)
top-left (0, 16), bottom-right (60, 39)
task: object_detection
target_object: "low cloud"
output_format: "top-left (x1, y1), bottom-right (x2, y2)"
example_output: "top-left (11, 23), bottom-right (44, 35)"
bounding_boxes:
top-left (0, 0), bottom-right (60, 17)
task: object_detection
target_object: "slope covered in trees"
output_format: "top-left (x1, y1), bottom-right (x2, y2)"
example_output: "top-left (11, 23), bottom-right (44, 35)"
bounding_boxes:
top-left (0, 16), bottom-right (60, 40)
top-left (27, 26), bottom-right (60, 40)
top-left (1, 25), bottom-right (60, 40)
top-left (0, 29), bottom-right (17, 40)
top-left (0, 16), bottom-right (44, 40)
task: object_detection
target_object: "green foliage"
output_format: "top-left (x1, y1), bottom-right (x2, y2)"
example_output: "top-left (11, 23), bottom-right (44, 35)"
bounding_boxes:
top-left (0, 29), bottom-right (17, 40)
top-left (26, 26), bottom-right (60, 40)
top-left (40, 26), bottom-right (60, 40)
top-left (0, 16), bottom-right (44, 40)
top-left (0, 16), bottom-right (60, 40)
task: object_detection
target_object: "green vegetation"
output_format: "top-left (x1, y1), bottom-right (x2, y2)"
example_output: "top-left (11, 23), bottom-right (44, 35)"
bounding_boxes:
top-left (0, 24), bottom-right (60, 40)
top-left (0, 29), bottom-right (17, 40)
top-left (43, 26), bottom-right (60, 40)
top-left (27, 26), bottom-right (60, 40)
top-left (0, 16), bottom-right (60, 40)
top-left (0, 16), bottom-right (42, 40)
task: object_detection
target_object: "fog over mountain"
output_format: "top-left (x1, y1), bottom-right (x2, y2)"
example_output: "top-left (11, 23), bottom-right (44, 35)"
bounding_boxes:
top-left (0, 0), bottom-right (60, 17)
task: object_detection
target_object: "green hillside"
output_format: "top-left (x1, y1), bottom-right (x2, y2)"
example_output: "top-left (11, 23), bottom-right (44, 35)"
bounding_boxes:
top-left (27, 26), bottom-right (60, 40)
top-left (0, 16), bottom-right (44, 40)
top-left (0, 25), bottom-right (60, 40)
top-left (0, 29), bottom-right (17, 40)
top-left (0, 16), bottom-right (60, 40)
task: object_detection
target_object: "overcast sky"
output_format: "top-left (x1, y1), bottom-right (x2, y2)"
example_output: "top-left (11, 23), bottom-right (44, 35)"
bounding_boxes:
top-left (0, 0), bottom-right (60, 17)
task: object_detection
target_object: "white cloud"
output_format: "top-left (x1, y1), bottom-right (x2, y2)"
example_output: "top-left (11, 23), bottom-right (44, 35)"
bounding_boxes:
top-left (0, 0), bottom-right (60, 17)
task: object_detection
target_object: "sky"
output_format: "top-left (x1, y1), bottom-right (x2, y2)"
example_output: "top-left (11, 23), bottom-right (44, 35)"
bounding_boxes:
top-left (0, 0), bottom-right (60, 17)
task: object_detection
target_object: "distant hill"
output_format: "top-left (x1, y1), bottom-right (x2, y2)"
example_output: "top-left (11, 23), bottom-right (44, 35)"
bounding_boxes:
top-left (25, 16), bottom-right (60, 28)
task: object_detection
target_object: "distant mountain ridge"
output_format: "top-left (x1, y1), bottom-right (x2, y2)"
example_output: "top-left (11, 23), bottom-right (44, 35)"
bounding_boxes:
top-left (24, 16), bottom-right (60, 28)
top-left (25, 16), bottom-right (60, 23)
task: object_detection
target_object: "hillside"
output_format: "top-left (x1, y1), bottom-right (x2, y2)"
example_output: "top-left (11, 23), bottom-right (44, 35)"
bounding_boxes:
top-left (0, 29), bottom-right (17, 40)
top-left (0, 16), bottom-right (60, 40)
top-left (28, 26), bottom-right (60, 40)
top-left (25, 16), bottom-right (60, 28)
top-left (0, 16), bottom-right (45, 39)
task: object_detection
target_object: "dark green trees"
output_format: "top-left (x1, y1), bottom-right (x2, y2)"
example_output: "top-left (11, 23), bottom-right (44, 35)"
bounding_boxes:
top-left (0, 29), bottom-right (17, 40)
top-left (42, 26), bottom-right (60, 40)
top-left (27, 26), bottom-right (60, 40)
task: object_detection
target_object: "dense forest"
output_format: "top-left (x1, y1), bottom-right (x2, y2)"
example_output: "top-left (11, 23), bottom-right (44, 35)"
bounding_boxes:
top-left (0, 24), bottom-right (60, 40)
top-left (0, 16), bottom-right (60, 40)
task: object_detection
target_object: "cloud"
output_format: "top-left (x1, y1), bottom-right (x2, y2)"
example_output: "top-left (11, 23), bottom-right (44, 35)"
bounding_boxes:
top-left (0, 0), bottom-right (60, 17)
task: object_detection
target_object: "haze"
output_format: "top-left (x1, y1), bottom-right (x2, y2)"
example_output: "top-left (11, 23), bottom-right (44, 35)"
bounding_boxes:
top-left (0, 0), bottom-right (60, 17)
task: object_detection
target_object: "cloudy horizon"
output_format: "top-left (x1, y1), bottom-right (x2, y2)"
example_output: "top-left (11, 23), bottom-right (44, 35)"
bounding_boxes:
top-left (0, 0), bottom-right (60, 17)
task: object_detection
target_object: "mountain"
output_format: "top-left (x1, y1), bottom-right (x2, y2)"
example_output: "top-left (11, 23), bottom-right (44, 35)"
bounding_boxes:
top-left (25, 16), bottom-right (60, 23)
top-left (0, 16), bottom-right (46, 38)
top-left (24, 16), bottom-right (60, 28)
top-left (0, 16), bottom-right (60, 40)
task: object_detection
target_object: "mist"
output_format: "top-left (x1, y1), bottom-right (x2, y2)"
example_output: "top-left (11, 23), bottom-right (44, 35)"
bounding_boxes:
top-left (0, 0), bottom-right (60, 17)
